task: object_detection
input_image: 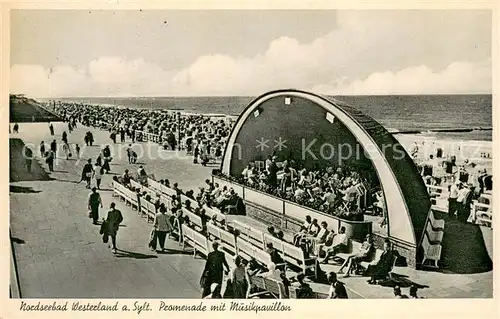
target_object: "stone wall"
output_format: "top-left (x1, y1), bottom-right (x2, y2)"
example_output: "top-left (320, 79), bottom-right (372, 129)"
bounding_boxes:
top-left (245, 201), bottom-right (302, 234)
top-left (372, 232), bottom-right (417, 268)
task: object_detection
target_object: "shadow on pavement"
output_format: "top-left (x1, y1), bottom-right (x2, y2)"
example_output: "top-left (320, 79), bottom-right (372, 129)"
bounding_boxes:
top-left (11, 237), bottom-right (26, 244)
top-left (155, 249), bottom-right (193, 256)
top-left (10, 138), bottom-right (54, 182)
top-left (379, 273), bottom-right (430, 289)
top-left (114, 249), bottom-right (158, 259)
top-left (438, 212), bottom-right (493, 274)
top-left (10, 185), bottom-right (41, 194)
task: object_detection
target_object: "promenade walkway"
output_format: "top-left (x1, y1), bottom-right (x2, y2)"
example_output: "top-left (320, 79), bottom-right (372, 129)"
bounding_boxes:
top-left (10, 123), bottom-right (217, 298)
top-left (9, 122), bottom-right (493, 299)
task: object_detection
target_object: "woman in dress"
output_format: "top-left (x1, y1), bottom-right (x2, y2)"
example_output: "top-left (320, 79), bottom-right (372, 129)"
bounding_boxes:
top-left (337, 234), bottom-right (374, 277)
top-left (231, 256), bottom-right (250, 299)
top-left (62, 142), bottom-right (70, 160)
top-left (93, 163), bottom-right (103, 189)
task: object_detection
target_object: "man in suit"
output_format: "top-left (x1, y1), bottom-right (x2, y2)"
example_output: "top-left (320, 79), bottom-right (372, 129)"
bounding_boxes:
top-left (327, 272), bottom-right (348, 299)
top-left (365, 239), bottom-right (396, 284)
top-left (106, 202), bottom-right (123, 254)
top-left (200, 242), bottom-right (229, 298)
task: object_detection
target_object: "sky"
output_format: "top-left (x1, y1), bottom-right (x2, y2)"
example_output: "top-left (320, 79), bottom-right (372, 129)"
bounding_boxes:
top-left (10, 10), bottom-right (492, 97)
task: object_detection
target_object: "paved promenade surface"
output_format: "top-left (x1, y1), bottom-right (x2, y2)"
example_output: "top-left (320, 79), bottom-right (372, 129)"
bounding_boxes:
top-left (10, 123), bottom-right (218, 298)
top-left (10, 122), bottom-right (493, 299)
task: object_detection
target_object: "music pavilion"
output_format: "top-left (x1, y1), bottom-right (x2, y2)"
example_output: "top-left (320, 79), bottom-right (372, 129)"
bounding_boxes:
top-left (217, 89), bottom-right (432, 268)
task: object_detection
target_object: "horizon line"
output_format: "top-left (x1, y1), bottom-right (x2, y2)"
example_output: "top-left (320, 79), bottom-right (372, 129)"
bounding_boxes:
top-left (18, 92), bottom-right (493, 99)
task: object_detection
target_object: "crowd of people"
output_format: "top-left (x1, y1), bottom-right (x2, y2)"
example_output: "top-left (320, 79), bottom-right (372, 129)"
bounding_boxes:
top-left (418, 151), bottom-right (493, 224)
top-left (48, 101), bottom-right (232, 166)
top-left (215, 156), bottom-right (383, 222)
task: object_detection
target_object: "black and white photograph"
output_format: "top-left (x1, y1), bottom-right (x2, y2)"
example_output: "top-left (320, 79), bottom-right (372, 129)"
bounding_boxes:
top-left (6, 5), bottom-right (495, 308)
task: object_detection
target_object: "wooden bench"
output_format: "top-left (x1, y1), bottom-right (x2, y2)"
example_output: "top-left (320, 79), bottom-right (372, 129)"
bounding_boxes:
top-left (236, 237), bottom-right (271, 266)
top-left (139, 198), bottom-right (156, 223)
top-left (182, 208), bottom-right (203, 231)
top-left (124, 188), bottom-right (139, 209)
top-left (180, 194), bottom-right (199, 210)
top-left (281, 240), bottom-right (316, 274)
top-left (147, 178), bottom-right (163, 194)
top-left (472, 201), bottom-right (492, 228)
top-left (232, 220), bottom-right (265, 250)
top-left (247, 276), bottom-right (288, 299)
top-left (426, 220), bottom-right (444, 243)
top-left (181, 224), bottom-right (210, 258)
top-left (161, 184), bottom-right (176, 197)
top-left (421, 233), bottom-right (442, 268)
top-left (203, 205), bottom-right (226, 223)
top-left (428, 210), bottom-right (445, 230)
top-left (206, 223), bottom-right (237, 255)
top-left (130, 179), bottom-right (143, 191)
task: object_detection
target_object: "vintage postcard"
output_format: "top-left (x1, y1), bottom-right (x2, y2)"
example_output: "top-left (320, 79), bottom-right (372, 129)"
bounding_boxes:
top-left (1, 1), bottom-right (498, 318)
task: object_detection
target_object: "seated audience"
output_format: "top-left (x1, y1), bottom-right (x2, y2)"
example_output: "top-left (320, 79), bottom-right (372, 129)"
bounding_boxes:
top-left (365, 239), bottom-right (397, 285)
top-left (267, 226), bottom-right (278, 238)
top-left (320, 227), bottom-right (349, 264)
top-left (338, 234), bottom-right (374, 278)
top-left (266, 243), bottom-right (285, 268)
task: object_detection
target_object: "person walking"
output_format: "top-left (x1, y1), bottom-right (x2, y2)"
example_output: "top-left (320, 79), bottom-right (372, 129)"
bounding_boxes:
top-left (62, 142), bottom-right (71, 160)
top-left (50, 139), bottom-right (57, 155)
top-left (93, 163), bottom-right (103, 189)
top-left (106, 202), bottom-right (123, 254)
top-left (88, 187), bottom-right (103, 225)
top-left (120, 128), bottom-right (126, 143)
top-left (231, 256), bottom-right (250, 298)
top-left (81, 159), bottom-right (94, 188)
top-left (13, 123), bottom-right (19, 133)
top-left (200, 241), bottom-right (229, 298)
top-left (62, 131), bottom-right (68, 144)
top-left (110, 130), bottom-right (117, 144)
top-left (152, 206), bottom-right (173, 252)
top-left (75, 144), bottom-right (81, 158)
top-left (126, 144), bottom-right (133, 164)
top-left (23, 147), bottom-right (33, 173)
top-left (39, 141), bottom-right (46, 157)
top-left (49, 122), bottom-right (54, 136)
top-left (45, 150), bottom-right (55, 172)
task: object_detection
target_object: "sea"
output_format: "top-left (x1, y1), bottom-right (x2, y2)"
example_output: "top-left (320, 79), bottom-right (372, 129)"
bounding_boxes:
top-left (52, 94), bottom-right (493, 141)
